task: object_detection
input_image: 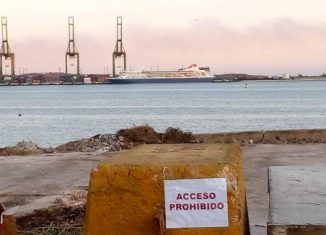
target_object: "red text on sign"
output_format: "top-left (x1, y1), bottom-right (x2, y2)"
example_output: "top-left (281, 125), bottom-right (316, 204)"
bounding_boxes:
top-left (169, 202), bottom-right (224, 211)
top-left (176, 192), bottom-right (216, 200)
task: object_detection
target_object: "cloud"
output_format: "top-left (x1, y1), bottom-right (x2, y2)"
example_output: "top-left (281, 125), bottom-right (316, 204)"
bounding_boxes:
top-left (127, 18), bottom-right (326, 75)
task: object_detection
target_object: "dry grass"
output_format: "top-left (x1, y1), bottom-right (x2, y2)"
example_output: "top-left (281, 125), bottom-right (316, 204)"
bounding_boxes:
top-left (16, 193), bottom-right (86, 235)
top-left (18, 224), bottom-right (83, 235)
top-left (116, 125), bottom-right (196, 144)
top-left (16, 205), bottom-right (85, 235)
top-left (116, 125), bottom-right (161, 144)
top-left (162, 127), bottom-right (194, 144)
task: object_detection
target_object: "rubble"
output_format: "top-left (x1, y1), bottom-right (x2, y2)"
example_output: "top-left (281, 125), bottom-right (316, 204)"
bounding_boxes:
top-left (55, 134), bottom-right (129, 154)
top-left (0, 141), bottom-right (46, 156)
top-left (3, 128), bottom-right (326, 157)
top-left (0, 126), bottom-right (198, 156)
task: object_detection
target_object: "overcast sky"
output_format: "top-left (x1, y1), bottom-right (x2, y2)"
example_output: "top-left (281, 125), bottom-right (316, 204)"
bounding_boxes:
top-left (2, 0), bottom-right (326, 75)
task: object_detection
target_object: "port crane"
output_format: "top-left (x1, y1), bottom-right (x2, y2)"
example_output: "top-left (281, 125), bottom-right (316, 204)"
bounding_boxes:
top-left (112, 16), bottom-right (126, 77)
top-left (65, 16), bottom-right (80, 79)
top-left (0, 17), bottom-right (15, 79)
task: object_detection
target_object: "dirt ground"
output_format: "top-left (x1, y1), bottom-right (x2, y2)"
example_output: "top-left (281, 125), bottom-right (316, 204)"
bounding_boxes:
top-left (1, 144), bottom-right (326, 234)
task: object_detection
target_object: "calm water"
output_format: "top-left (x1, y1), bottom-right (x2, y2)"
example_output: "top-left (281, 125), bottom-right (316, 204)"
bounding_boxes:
top-left (1, 80), bottom-right (326, 147)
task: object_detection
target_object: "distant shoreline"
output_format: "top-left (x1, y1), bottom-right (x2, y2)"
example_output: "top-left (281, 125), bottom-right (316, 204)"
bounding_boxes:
top-left (1, 77), bottom-right (326, 86)
top-left (0, 82), bottom-right (109, 86)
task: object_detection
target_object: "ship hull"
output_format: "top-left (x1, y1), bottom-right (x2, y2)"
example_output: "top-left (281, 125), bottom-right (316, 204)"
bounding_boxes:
top-left (110, 77), bottom-right (214, 84)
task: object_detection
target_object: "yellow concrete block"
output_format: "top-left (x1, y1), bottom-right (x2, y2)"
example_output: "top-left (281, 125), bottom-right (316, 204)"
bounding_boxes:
top-left (85, 144), bottom-right (249, 235)
top-left (2, 215), bottom-right (16, 235)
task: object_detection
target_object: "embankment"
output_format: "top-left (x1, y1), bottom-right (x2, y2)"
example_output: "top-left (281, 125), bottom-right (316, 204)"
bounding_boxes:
top-left (196, 129), bottom-right (326, 144)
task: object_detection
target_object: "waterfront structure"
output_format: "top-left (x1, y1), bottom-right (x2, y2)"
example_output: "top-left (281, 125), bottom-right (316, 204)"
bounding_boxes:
top-left (282, 73), bottom-right (290, 79)
top-left (65, 16), bottom-right (80, 79)
top-left (112, 16), bottom-right (127, 77)
top-left (0, 17), bottom-right (15, 79)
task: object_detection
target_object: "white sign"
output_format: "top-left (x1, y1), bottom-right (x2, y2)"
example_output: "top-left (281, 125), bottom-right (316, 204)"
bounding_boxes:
top-left (164, 178), bottom-right (228, 228)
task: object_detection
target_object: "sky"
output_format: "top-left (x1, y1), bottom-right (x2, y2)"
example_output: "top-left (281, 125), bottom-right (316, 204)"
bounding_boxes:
top-left (1, 0), bottom-right (326, 75)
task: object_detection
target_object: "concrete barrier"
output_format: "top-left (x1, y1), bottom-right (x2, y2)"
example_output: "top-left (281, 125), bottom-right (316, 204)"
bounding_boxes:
top-left (85, 144), bottom-right (249, 235)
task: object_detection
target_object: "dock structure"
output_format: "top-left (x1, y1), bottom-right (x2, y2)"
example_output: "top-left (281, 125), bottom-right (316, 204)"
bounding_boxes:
top-left (112, 16), bottom-right (126, 77)
top-left (0, 17), bottom-right (15, 79)
top-left (267, 166), bottom-right (326, 235)
top-left (65, 16), bottom-right (80, 79)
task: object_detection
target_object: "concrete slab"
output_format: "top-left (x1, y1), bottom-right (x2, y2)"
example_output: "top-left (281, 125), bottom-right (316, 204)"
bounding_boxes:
top-left (267, 166), bottom-right (326, 234)
top-left (0, 152), bottom-right (115, 210)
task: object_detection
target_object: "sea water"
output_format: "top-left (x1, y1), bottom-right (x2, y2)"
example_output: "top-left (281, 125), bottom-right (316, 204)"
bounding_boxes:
top-left (0, 80), bottom-right (326, 147)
